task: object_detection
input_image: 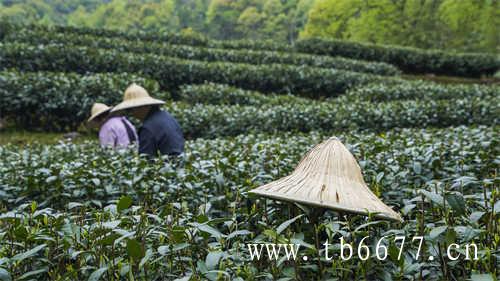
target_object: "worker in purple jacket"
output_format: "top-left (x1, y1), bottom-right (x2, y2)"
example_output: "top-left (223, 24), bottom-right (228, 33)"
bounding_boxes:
top-left (87, 102), bottom-right (138, 148)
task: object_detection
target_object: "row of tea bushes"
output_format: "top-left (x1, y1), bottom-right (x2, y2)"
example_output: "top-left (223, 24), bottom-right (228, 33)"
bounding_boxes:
top-left (178, 83), bottom-right (314, 106)
top-left (0, 21), bottom-right (207, 46)
top-left (0, 127), bottom-right (497, 280)
top-left (168, 97), bottom-right (499, 139)
top-left (178, 82), bottom-right (499, 106)
top-left (294, 38), bottom-right (499, 77)
top-left (346, 81), bottom-right (500, 102)
top-left (0, 43), bottom-right (386, 98)
top-left (3, 21), bottom-right (496, 77)
top-left (6, 29), bottom-right (401, 76)
top-left (0, 70), bottom-right (160, 131)
top-left (2, 70), bottom-right (497, 132)
top-left (3, 71), bottom-right (493, 133)
top-left (209, 37), bottom-right (499, 77)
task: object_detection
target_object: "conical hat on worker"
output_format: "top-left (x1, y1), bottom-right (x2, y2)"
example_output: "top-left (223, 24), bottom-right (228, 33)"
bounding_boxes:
top-left (87, 103), bottom-right (111, 123)
top-left (111, 83), bottom-right (165, 113)
top-left (250, 137), bottom-right (403, 222)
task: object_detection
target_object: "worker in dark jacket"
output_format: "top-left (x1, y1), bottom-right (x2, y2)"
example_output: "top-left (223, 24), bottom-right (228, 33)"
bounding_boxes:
top-left (111, 83), bottom-right (184, 158)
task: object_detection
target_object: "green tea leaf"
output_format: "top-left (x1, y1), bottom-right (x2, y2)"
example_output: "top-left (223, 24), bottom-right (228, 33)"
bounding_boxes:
top-left (88, 267), bottom-right (108, 281)
top-left (419, 190), bottom-right (444, 206)
top-left (18, 268), bottom-right (47, 280)
top-left (12, 244), bottom-right (46, 262)
top-left (91, 178), bottom-right (101, 186)
top-left (470, 273), bottom-right (495, 281)
top-left (45, 176), bottom-right (57, 184)
top-left (117, 196), bottom-right (133, 213)
top-left (205, 251), bottom-right (223, 270)
top-left (196, 224), bottom-right (225, 239)
top-left (127, 239), bottom-right (144, 260)
top-left (277, 214), bottom-right (303, 234)
top-left (429, 226), bottom-right (447, 240)
top-left (139, 249), bottom-right (154, 269)
top-left (0, 268), bottom-right (12, 281)
top-left (446, 193), bottom-right (466, 216)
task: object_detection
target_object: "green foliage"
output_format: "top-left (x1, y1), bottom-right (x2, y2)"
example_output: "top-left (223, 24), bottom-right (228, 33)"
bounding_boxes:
top-left (5, 26), bottom-right (400, 75)
top-left (0, 127), bottom-right (498, 279)
top-left (168, 96), bottom-right (498, 139)
top-left (1, 0), bottom-right (312, 43)
top-left (0, 70), bottom-right (160, 131)
top-left (205, 0), bottom-right (312, 41)
top-left (5, 21), bottom-right (209, 46)
top-left (1, 0), bottom-right (497, 53)
top-left (178, 83), bottom-right (311, 106)
top-left (295, 38), bottom-right (500, 77)
top-left (302, 0), bottom-right (499, 53)
top-left (67, 0), bottom-right (179, 33)
top-left (346, 81), bottom-right (500, 102)
top-left (0, 42), bottom-right (384, 98)
top-left (179, 80), bottom-right (500, 107)
top-left (3, 22), bottom-right (496, 78)
top-left (4, 75), bottom-right (495, 134)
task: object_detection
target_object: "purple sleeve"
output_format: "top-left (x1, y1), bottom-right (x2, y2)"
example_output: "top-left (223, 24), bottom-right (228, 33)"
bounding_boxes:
top-left (99, 125), bottom-right (117, 148)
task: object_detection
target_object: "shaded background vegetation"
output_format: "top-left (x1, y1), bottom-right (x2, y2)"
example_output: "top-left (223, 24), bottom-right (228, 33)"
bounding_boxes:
top-left (0, 0), bottom-right (498, 52)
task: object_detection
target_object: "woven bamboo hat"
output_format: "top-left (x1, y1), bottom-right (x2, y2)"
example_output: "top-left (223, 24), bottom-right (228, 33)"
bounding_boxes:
top-left (110, 83), bottom-right (165, 113)
top-left (250, 137), bottom-right (402, 222)
top-left (87, 103), bottom-right (111, 123)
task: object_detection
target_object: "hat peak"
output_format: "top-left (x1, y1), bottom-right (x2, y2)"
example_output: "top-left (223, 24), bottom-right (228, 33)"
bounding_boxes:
top-left (124, 83), bottom-right (150, 100)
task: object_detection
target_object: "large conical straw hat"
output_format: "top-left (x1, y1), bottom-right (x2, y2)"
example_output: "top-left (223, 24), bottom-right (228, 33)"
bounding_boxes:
top-left (250, 137), bottom-right (402, 222)
top-left (87, 103), bottom-right (111, 123)
top-left (111, 83), bottom-right (165, 113)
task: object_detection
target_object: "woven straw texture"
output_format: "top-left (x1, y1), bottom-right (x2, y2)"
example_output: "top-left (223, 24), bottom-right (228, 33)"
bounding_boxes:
top-left (87, 103), bottom-right (111, 122)
top-left (111, 83), bottom-right (165, 113)
top-left (250, 137), bottom-right (402, 222)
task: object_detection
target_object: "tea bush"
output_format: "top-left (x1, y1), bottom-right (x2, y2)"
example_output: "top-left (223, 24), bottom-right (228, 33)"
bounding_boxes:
top-left (0, 21), bottom-right (208, 47)
top-left (169, 96), bottom-right (499, 138)
top-left (295, 38), bottom-right (500, 77)
top-left (0, 43), bottom-right (386, 98)
top-left (209, 38), bottom-right (499, 77)
top-left (178, 83), bottom-right (313, 106)
top-left (0, 127), bottom-right (497, 280)
top-left (178, 82), bottom-right (499, 106)
top-left (3, 22), bottom-right (496, 77)
top-left (0, 20), bottom-right (497, 281)
top-left (208, 37), bottom-right (499, 77)
top-left (0, 71), bottom-right (160, 131)
top-left (6, 28), bottom-right (400, 76)
top-left (346, 81), bottom-right (500, 102)
top-left (2, 72), bottom-right (496, 133)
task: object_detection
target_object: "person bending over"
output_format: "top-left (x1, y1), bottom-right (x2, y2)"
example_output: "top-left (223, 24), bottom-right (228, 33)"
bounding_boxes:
top-left (111, 84), bottom-right (184, 158)
top-left (87, 102), bottom-right (138, 148)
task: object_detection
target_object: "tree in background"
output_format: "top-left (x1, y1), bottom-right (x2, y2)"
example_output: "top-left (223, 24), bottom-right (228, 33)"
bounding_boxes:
top-left (437, 0), bottom-right (498, 52)
top-left (67, 0), bottom-right (179, 32)
top-left (302, 0), bottom-right (498, 53)
top-left (207, 0), bottom-right (313, 42)
top-left (174, 0), bottom-right (210, 31)
top-left (0, 0), bottom-right (497, 52)
top-left (205, 0), bottom-right (243, 39)
top-left (0, 0), bottom-right (108, 25)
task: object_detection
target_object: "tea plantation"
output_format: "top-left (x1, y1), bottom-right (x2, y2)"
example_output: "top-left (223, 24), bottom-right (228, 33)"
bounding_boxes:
top-left (0, 23), bottom-right (498, 281)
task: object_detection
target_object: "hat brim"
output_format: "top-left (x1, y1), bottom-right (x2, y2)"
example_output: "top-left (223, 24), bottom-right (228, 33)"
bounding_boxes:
top-left (110, 97), bottom-right (165, 113)
top-left (87, 108), bottom-right (111, 123)
top-left (249, 175), bottom-right (403, 222)
top-left (250, 187), bottom-right (403, 222)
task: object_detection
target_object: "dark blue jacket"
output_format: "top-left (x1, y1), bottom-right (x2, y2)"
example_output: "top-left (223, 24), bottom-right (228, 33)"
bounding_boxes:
top-left (138, 108), bottom-right (185, 157)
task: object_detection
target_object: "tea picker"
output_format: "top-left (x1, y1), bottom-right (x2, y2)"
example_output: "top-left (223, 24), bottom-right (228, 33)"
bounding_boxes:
top-left (249, 137), bottom-right (402, 276)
